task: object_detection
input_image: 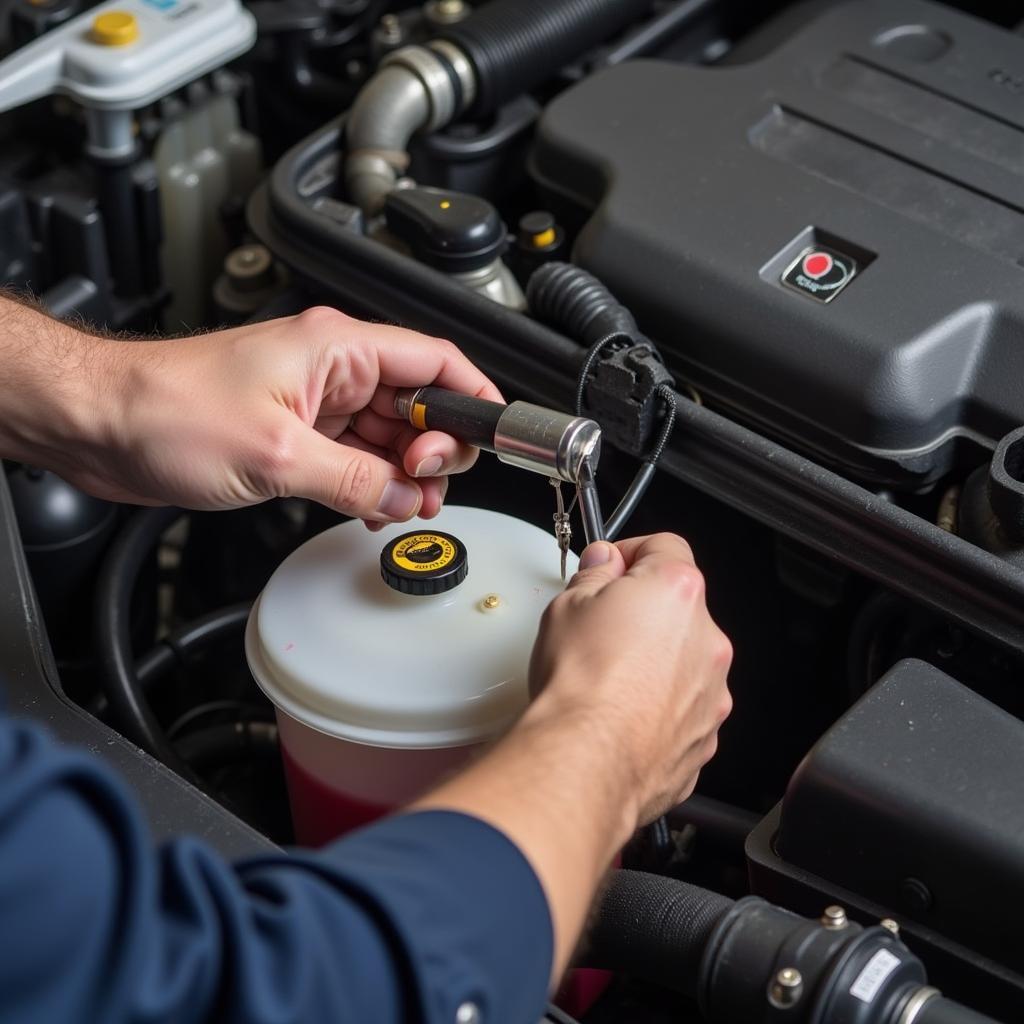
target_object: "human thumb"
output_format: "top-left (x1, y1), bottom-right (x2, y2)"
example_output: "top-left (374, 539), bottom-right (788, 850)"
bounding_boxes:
top-left (565, 541), bottom-right (626, 594)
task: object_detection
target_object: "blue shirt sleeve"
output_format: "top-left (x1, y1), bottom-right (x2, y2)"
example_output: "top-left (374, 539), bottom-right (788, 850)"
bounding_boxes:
top-left (0, 715), bottom-right (553, 1024)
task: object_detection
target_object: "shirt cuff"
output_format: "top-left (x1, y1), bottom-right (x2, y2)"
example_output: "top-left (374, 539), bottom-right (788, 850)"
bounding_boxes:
top-left (317, 809), bottom-right (554, 1024)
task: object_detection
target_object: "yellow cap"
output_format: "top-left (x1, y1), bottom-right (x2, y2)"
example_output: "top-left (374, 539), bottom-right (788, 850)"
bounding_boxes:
top-left (91, 11), bottom-right (139, 46)
top-left (531, 227), bottom-right (557, 249)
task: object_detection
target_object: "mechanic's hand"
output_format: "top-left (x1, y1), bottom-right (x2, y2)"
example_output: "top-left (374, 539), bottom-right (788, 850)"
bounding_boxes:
top-left (528, 533), bottom-right (733, 826)
top-left (70, 306), bottom-right (501, 521)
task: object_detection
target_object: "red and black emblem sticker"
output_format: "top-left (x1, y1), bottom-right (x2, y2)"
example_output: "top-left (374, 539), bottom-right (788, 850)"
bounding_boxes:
top-left (782, 246), bottom-right (858, 303)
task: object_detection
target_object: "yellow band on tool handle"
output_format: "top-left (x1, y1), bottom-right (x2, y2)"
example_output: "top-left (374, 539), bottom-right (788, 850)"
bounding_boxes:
top-left (405, 386), bottom-right (505, 452)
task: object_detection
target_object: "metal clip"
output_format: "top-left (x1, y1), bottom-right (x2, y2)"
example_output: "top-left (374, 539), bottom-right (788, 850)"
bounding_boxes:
top-left (550, 477), bottom-right (572, 582)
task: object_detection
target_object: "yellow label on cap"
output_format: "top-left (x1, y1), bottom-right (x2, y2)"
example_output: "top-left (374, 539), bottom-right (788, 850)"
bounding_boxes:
top-left (391, 534), bottom-right (457, 573)
top-left (91, 11), bottom-right (139, 46)
top-left (531, 227), bottom-right (557, 248)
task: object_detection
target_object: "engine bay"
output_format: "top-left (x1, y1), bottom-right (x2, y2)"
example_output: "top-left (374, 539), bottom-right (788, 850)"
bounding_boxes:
top-left (2, 0), bottom-right (1024, 1020)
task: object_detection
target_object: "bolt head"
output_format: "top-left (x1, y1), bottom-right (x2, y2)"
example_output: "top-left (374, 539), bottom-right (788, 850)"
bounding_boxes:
top-left (378, 12), bottom-right (402, 40)
top-left (881, 918), bottom-right (900, 935)
top-left (425, 0), bottom-right (469, 24)
top-left (821, 905), bottom-right (848, 929)
top-left (769, 967), bottom-right (803, 1008)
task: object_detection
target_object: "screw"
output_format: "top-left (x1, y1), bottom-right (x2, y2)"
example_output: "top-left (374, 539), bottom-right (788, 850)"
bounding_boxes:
top-left (481, 594), bottom-right (501, 610)
top-left (225, 245), bottom-right (274, 291)
top-left (425, 0), bottom-right (469, 24)
top-left (881, 918), bottom-right (900, 936)
top-left (769, 968), bottom-right (803, 1008)
top-left (821, 905), bottom-right (848, 929)
top-left (379, 13), bottom-right (402, 42)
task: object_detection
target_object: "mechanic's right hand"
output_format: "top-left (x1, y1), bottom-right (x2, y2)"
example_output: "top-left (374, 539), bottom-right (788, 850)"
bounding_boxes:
top-left (528, 533), bottom-right (733, 827)
top-left (25, 305), bottom-right (500, 523)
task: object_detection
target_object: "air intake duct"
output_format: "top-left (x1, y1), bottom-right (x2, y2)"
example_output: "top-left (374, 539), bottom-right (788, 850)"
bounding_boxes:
top-left (438, 0), bottom-right (654, 117)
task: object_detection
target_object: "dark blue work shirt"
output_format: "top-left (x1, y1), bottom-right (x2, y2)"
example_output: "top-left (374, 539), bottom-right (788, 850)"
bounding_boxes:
top-left (0, 715), bottom-right (553, 1024)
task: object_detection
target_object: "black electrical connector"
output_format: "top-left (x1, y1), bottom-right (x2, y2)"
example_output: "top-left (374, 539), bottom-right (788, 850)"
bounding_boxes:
top-left (527, 261), bottom-right (676, 460)
top-left (527, 261), bottom-right (678, 543)
top-left (577, 339), bottom-right (676, 460)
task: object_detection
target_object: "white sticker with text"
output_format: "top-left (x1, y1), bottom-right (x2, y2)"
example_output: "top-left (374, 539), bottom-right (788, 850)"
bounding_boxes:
top-left (850, 950), bottom-right (901, 1003)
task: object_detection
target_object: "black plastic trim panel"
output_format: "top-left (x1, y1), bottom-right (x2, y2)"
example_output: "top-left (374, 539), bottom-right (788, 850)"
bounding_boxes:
top-left (0, 472), bottom-right (274, 855)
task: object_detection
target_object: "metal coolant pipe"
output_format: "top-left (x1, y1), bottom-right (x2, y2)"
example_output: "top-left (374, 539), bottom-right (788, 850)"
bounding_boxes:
top-left (344, 41), bottom-right (474, 213)
top-left (344, 0), bottom-right (654, 212)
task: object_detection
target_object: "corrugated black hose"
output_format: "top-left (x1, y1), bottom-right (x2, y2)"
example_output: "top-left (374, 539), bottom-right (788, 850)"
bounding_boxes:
top-left (439, 0), bottom-right (656, 118)
top-left (580, 869), bottom-right (734, 995)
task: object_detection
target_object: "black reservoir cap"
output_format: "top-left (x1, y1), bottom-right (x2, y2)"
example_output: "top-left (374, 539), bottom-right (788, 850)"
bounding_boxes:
top-left (381, 530), bottom-right (468, 596)
top-left (384, 186), bottom-right (506, 273)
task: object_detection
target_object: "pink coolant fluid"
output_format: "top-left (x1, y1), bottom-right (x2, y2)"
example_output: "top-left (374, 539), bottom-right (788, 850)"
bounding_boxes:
top-left (278, 730), bottom-right (611, 1019)
top-left (280, 744), bottom-right (390, 845)
top-left (246, 508), bottom-right (604, 1017)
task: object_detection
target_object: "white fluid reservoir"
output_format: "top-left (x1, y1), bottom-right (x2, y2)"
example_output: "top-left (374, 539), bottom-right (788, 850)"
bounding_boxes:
top-left (246, 505), bottom-right (576, 845)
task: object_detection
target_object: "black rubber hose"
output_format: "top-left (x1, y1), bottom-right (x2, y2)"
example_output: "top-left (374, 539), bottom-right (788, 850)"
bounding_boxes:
top-left (441, 0), bottom-right (654, 116)
top-left (527, 262), bottom-right (639, 347)
top-left (580, 869), bottom-right (734, 995)
top-left (603, 383), bottom-right (677, 539)
top-left (135, 602), bottom-right (253, 689)
top-left (89, 602), bottom-right (253, 720)
top-left (94, 154), bottom-right (145, 298)
top-left (93, 506), bottom-right (201, 783)
top-left (916, 997), bottom-right (1003, 1024)
top-left (597, 0), bottom-right (718, 67)
top-left (667, 793), bottom-right (761, 850)
top-left (175, 720), bottom-right (279, 772)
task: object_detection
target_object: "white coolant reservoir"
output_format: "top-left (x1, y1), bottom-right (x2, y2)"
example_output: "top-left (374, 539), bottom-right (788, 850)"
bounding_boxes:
top-left (246, 505), bottom-right (576, 845)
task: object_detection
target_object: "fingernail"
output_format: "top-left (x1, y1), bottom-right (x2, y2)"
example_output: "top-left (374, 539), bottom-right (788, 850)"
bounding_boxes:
top-left (414, 455), bottom-right (444, 477)
top-left (580, 542), bottom-right (612, 569)
top-left (376, 480), bottom-right (420, 520)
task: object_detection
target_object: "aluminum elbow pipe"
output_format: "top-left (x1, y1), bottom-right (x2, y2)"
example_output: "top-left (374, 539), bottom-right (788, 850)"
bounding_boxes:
top-left (344, 41), bottom-right (475, 214)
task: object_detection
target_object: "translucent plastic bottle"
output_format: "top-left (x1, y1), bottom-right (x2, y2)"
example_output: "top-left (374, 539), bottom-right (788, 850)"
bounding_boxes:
top-left (246, 505), bottom-right (575, 846)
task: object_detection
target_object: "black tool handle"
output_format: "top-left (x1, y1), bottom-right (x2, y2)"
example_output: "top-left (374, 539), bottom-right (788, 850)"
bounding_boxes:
top-left (405, 387), bottom-right (505, 451)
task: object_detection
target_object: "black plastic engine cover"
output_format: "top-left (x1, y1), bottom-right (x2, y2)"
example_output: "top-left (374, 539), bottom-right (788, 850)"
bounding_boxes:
top-left (530, 0), bottom-right (1024, 487)
top-left (777, 658), bottom-right (1024, 979)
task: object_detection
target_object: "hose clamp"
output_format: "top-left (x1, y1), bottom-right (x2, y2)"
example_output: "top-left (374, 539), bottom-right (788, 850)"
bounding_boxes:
top-left (428, 38), bottom-right (476, 114)
top-left (381, 45), bottom-right (458, 132)
top-left (898, 987), bottom-right (941, 1024)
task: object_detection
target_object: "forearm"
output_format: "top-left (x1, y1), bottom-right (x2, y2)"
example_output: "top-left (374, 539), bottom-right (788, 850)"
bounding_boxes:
top-left (412, 688), bottom-right (638, 985)
top-left (0, 717), bottom-right (552, 1024)
top-left (0, 294), bottom-right (121, 469)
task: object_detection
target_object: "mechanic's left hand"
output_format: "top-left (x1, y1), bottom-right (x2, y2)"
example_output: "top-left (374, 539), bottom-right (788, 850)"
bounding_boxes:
top-left (61, 306), bottom-right (501, 521)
